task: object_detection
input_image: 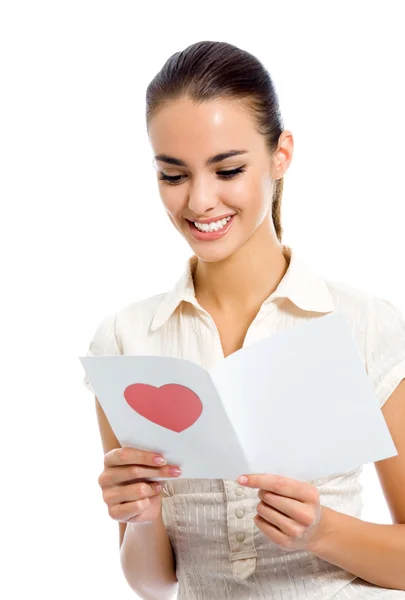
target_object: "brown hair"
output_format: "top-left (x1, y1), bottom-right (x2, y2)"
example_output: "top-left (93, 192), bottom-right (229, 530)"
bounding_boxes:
top-left (145, 40), bottom-right (285, 242)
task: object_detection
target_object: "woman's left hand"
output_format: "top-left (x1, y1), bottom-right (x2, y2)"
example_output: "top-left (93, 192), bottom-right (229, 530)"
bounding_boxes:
top-left (237, 473), bottom-right (326, 552)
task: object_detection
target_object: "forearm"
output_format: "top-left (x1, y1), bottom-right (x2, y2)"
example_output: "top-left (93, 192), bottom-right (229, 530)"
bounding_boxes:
top-left (308, 506), bottom-right (405, 591)
top-left (120, 515), bottom-right (178, 600)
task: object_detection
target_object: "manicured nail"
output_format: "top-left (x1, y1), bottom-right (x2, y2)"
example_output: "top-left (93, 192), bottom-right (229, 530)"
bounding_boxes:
top-left (238, 475), bottom-right (248, 484)
top-left (153, 456), bottom-right (167, 465)
top-left (169, 467), bottom-right (181, 477)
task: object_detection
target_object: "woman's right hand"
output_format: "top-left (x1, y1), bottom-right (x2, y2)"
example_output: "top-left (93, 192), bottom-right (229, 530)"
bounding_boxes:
top-left (98, 447), bottom-right (181, 524)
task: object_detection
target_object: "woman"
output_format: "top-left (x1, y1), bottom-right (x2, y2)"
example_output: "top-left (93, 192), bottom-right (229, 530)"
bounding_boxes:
top-left (83, 41), bottom-right (405, 599)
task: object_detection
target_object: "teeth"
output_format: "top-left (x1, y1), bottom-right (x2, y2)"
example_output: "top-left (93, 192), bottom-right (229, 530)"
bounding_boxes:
top-left (194, 216), bottom-right (232, 232)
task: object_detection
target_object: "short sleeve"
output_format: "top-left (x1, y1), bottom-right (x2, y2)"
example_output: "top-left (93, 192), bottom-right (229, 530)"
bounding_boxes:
top-left (82, 311), bottom-right (121, 395)
top-left (365, 295), bottom-right (405, 408)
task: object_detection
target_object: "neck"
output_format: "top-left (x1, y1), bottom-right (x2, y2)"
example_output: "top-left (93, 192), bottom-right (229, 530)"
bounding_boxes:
top-left (192, 216), bottom-right (290, 315)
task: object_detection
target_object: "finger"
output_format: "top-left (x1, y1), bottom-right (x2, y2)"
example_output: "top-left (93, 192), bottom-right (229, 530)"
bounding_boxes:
top-left (104, 447), bottom-right (168, 468)
top-left (238, 474), bottom-right (315, 502)
top-left (109, 497), bottom-right (151, 522)
top-left (257, 489), bottom-right (318, 526)
top-left (254, 514), bottom-right (291, 547)
top-left (256, 501), bottom-right (306, 538)
top-left (104, 480), bottom-right (162, 505)
top-left (101, 462), bottom-right (181, 488)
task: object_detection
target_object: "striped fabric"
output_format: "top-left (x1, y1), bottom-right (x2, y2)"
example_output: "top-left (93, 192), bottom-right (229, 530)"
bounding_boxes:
top-left (83, 244), bottom-right (405, 599)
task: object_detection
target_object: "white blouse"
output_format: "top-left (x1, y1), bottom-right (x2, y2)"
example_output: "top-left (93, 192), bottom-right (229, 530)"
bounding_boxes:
top-left (83, 244), bottom-right (405, 599)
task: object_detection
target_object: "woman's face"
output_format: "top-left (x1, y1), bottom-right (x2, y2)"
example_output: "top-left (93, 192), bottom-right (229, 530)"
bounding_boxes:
top-left (148, 96), bottom-right (292, 262)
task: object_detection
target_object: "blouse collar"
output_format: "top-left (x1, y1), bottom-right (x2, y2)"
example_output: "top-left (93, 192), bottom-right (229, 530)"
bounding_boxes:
top-left (150, 244), bottom-right (335, 332)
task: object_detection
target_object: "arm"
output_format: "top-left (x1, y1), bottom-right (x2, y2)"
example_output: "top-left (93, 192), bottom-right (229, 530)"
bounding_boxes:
top-left (95, 397), bottom-right (178, 600)
top-left (120, 516), bottom-right (178, 600)
top-left (309, 380), bottom-right (405, 592)
top-left (309, 507), bottom-right (405, 591)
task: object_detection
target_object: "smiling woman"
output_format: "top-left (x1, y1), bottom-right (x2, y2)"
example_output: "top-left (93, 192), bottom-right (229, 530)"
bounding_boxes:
top-left (83, 39), bottom-right (405, 599)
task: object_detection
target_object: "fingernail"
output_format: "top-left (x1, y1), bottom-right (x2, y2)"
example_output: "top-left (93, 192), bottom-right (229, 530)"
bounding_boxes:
top-left (153, 456), bottom-right (167, 465)
top-left (238, 475), bottom-right (248, 484)
top-left (169, 467), bottom-right (181, 477)
top-left (154, 484), bottom-right (162, 492)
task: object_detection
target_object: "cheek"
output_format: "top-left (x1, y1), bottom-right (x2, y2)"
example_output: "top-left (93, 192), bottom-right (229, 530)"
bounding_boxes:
top-left (224, 178), bottom-right (249, 206)
top-left (228, 174), bottom-right (271, 212)
top-left (159, 189), bottom-right (184, 219)
top-left (236, 180), bottom-right (272, 227)
top-left (162, 201), bottom-right (189, 235)
top-left (254, 177), bottom-right (274, 222)
top-left (166, 212), bottom-right (184, 234)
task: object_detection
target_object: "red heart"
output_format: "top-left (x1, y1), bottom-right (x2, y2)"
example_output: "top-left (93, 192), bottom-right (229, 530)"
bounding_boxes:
top-left (123, 383), bottom-right (203, 433)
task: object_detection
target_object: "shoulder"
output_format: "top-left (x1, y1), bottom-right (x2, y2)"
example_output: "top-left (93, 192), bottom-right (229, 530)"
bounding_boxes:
top-left (322, 278), bottom-right (372, 352)
top-left (83, 292), bottom-right (169, 393)
top-left (86, 291), bottom-right (168, 353)
top-left (115, 292), bottom-right (166, 334)
top-left (323, 277), bottom-right (405, 408)
top-left (324, 277), bottom-right (372, 314)
top-left (113, 290), bottom-right (171, 353)
top-left (324, 276), bottom-right (405, 334)
top-left (365, 294), bottom-right (405, 407)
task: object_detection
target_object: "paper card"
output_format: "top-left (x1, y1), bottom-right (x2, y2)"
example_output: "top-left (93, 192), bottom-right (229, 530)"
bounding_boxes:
top-left (79, 312), bottom-right (397, 481)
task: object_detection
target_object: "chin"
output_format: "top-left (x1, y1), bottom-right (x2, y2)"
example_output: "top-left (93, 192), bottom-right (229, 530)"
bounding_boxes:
top-left (189, 242), bottom-right (243, 264)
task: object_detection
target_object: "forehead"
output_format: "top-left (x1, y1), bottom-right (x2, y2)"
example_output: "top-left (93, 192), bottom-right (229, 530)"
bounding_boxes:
top-left (148, 96), bottom-right (260, 158)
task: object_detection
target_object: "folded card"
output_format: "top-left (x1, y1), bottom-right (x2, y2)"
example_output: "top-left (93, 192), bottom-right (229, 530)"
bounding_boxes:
top-left (79, 312), bottom-right (397, 482)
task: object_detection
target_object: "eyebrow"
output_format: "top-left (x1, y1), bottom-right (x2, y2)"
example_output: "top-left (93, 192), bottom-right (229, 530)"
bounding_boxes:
top-left (154, 149), bottom-right (249, 168)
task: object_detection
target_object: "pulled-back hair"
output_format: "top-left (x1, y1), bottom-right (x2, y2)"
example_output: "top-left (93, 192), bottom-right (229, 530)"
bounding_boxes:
top-left (146, 40), bottom-right (285, 242)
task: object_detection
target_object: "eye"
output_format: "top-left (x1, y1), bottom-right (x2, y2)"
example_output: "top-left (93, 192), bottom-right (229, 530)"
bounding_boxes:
top-left (158, 166), bottom-right (246, 186)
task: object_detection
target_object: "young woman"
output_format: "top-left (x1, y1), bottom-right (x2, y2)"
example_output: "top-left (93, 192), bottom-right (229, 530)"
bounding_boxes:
top-left (83, 41), bottom-right (405, 599)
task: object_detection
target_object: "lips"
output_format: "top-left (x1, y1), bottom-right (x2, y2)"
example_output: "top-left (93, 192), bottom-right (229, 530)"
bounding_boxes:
top-left (187, 213), bottom-right (236, 225)
top-left (187, 213), bottom-right (236, 241)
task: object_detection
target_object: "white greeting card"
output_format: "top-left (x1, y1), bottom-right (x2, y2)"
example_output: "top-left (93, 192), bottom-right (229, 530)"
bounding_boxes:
top-left (79, 312), bottom-right (397, 481)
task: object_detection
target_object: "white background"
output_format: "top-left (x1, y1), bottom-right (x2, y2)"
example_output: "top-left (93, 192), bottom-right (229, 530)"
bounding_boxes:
top-left (1, 1), bottom-right (404, 598)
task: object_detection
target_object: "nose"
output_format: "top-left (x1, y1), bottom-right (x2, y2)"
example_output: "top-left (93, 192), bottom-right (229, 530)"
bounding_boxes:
top-left (187, 175), bottom-right (218, 216)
